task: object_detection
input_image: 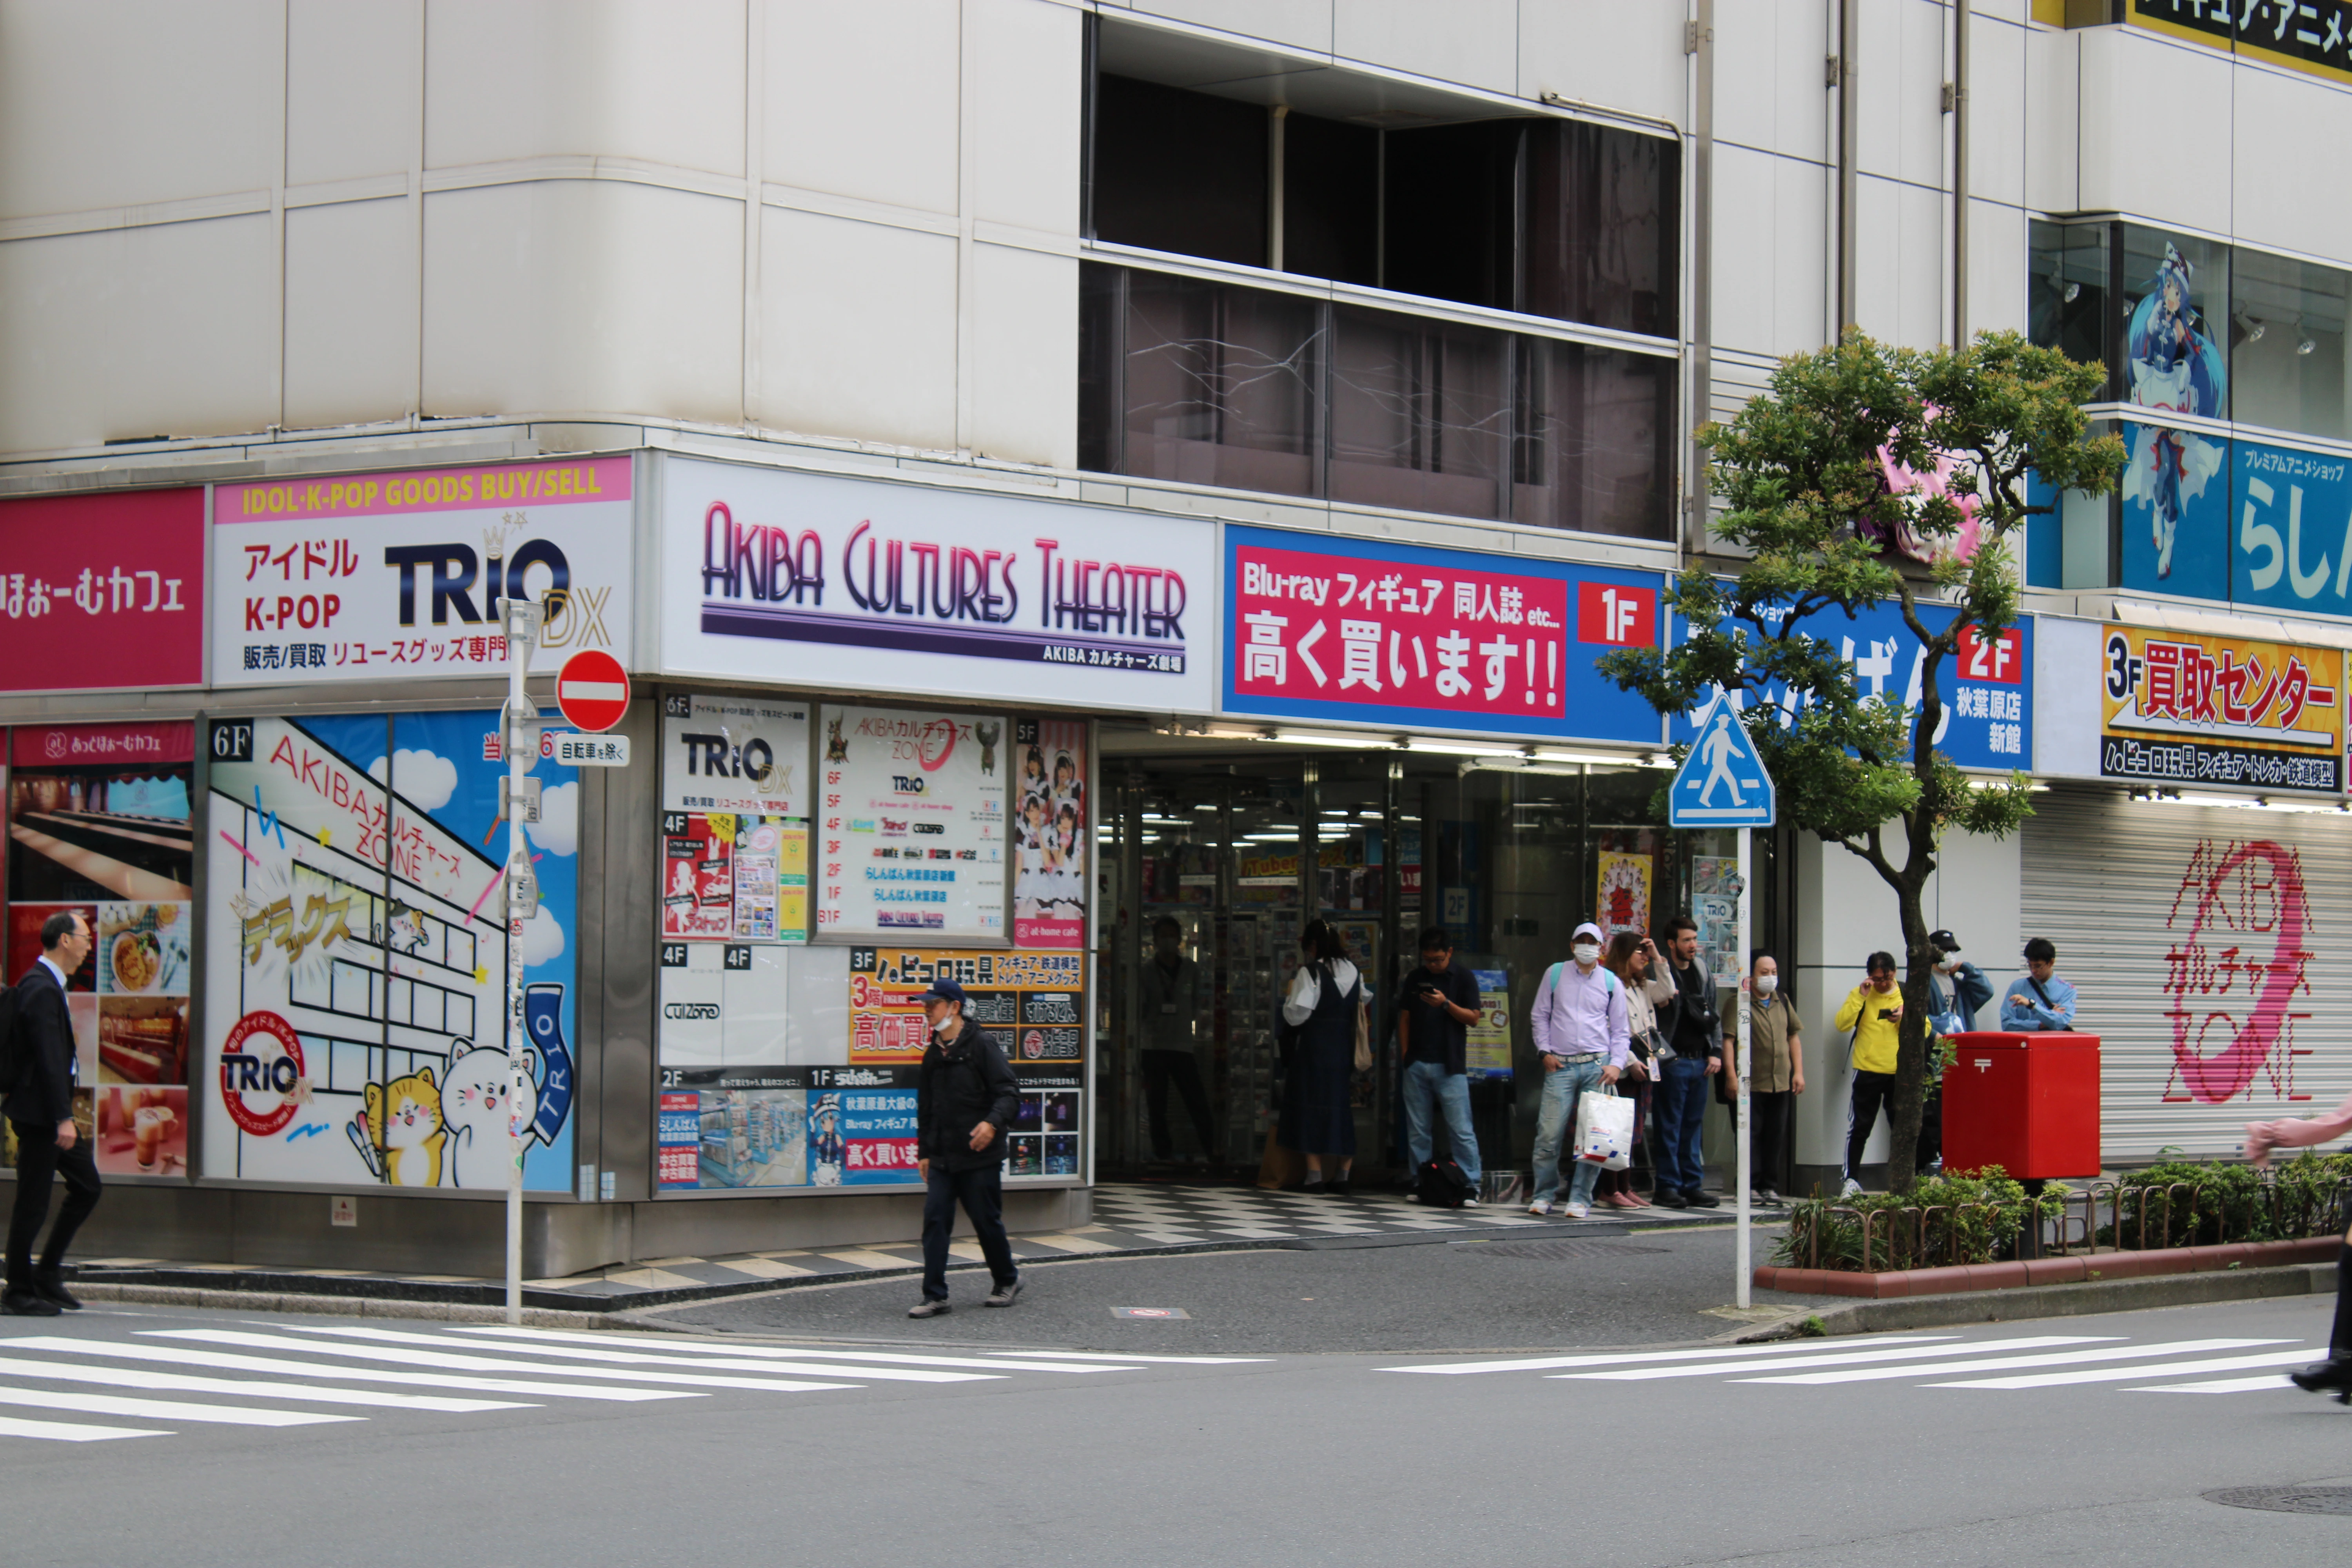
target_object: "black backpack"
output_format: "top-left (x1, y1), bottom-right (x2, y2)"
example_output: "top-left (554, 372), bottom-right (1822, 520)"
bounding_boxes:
top-left (1415, 1158), bottom-right (1476, 1209)
top-left (0, 975), bottom-right (25, 1096)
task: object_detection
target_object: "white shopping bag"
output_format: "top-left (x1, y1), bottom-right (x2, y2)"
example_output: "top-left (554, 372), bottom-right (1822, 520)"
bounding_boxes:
top-left (1573, 1086), bottom-right (1635, 1171)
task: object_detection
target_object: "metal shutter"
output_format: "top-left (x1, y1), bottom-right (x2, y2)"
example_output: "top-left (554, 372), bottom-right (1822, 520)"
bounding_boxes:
top-left (2019, 785), bottom-right (2351, 1160)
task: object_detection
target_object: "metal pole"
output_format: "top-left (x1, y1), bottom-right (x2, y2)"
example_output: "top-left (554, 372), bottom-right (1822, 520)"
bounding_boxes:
top-left (499, 596), bottom-right (543, 1326)
top-left (1735, 824), bottom-right (1752, 1308)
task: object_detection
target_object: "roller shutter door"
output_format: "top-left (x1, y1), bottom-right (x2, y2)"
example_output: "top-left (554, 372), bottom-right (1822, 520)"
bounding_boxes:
top-left (2018, 785), bottom-right (2352, 1160)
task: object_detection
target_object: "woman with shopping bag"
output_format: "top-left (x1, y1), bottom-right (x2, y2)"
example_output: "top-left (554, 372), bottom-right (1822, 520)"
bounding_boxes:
top-left (1274, 920), bottom-right (1363, 1196)
top-left (1526, 921), bottom-right (1631, 1219)
top-left (1592, 931), bottom-right (1661, 1209)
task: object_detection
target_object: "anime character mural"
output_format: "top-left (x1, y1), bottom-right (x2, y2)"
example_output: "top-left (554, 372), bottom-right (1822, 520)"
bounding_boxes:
top-left (2124, 243), bottom-right (2228, 579)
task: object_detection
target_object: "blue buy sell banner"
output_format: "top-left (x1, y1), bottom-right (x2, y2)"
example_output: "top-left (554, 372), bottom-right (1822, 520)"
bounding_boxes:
top-left (1670, 599), bottom-right (2033, 772)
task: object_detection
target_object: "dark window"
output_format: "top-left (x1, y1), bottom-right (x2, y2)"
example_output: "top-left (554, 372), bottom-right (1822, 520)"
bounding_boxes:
top-left (1514, 339), bottom-right (1676, 538)
top-left (1092, 74), bottom-right (1267, 266)
top-left (1524, 119), bottom-right (1679, 338)
top-left (2027, 220), bottom-right (2110, 394)
top-left (1281, 113), bottom-right (1379, 287)
top-left (1327, 304), bottom-right (1508, 518)
top-left (1380, 122), bottom-right (1521, 313)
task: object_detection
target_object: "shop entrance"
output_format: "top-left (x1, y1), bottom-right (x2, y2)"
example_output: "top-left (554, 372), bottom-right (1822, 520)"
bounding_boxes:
top-left (1095, 737), bottom-right (1786, 1184)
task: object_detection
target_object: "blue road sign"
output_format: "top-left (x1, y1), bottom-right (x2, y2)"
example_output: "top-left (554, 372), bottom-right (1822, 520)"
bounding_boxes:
top-left (1670, 694), bottom-right (1775, 828)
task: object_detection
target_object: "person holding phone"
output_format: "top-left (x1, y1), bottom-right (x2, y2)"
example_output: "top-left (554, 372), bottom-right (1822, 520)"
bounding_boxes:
top-left (1999, 938), bottom-right (2078, 1031)
top-left (1833, 951), bottom-right (1906, 1196)
top-left (1393, 926), bottom-right (1484, 1200)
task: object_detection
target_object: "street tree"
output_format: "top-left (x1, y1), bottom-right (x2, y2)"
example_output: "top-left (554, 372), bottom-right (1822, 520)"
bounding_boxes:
top-left (1600, 330), bottom-right (2122, 1193)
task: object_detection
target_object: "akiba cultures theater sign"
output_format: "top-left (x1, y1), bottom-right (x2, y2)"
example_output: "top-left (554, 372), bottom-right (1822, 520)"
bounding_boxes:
top-left (658, 456), bottom-right (1217, 713)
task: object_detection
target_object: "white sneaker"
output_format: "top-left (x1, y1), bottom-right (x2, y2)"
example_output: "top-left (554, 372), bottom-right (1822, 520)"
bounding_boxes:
top-left (1840, 1177), bottom-right (1864, 1197)
top-left (1562, 1201), bottom-right (1591, 1219)
top-left (1461, 1196), bottom-right (1480, 1207)
top-left (1527, 1198), bottom-right (1553, 1216)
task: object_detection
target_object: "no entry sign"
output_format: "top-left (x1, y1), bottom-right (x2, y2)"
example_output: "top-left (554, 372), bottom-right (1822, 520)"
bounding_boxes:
top-left (556, 648), bottom-right (631, 732)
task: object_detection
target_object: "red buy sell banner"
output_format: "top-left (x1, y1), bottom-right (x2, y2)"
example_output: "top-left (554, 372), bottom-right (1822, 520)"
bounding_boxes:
top-left (0, 489), bottom-right (205, 692)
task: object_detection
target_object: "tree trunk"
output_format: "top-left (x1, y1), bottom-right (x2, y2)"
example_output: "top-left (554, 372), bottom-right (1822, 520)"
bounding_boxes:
top-left (1883, 886), bottom-right (1937, 1194)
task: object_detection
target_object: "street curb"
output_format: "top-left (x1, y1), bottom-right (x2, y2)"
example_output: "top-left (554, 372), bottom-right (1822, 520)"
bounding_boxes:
top-left (58, 1281), bottom-right (617, 1328)
top-left (1737, 1258), bottom-right (2340, 1340)
top-left (1753, 1234), bottom-right (2341, 1298)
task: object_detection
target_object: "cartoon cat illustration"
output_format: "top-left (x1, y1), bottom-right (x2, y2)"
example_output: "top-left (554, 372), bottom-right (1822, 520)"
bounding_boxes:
top-left (359, 1067), bottom-right (446, 1187)
top-left (825, 714), bottom-right (848, 763)
top-left (440, 1044), bottom-right (540, 1187)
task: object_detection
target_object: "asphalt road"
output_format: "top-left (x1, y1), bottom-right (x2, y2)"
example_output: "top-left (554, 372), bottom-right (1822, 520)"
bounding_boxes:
top-left (1, 1287), bottom-right (2347, 1567)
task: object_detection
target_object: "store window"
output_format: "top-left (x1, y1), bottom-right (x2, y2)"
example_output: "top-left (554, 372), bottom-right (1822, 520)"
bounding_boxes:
top-left (4, 722), bottom-right (194, 1180)
top-left (2230, 248), bottom-right (2348, 443)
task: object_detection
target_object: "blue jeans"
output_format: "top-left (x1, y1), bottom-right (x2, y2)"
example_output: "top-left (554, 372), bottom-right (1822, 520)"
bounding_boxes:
top-left (1402, 1060), bottom-right (1482, 1183)
top-left (1655, 1056), bottom-right (1711, 1194)
top-left (1530, 1058), bottom-right (1606, 1207)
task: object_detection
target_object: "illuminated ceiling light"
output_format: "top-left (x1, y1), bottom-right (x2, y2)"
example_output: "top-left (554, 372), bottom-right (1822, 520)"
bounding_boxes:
top-left (2298, 330), bottom-right (2318, 356)
top-left (2235, 311), bottom-right (2266, 343)
top-left (1402, 737), bottom-right (1526, 759)
top-left (1263, 728), bottom-right (1364, 746)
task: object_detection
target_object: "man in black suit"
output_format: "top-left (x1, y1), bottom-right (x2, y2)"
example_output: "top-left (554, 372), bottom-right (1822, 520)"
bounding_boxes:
top-left (5, 909), bottom-right (99, 1316)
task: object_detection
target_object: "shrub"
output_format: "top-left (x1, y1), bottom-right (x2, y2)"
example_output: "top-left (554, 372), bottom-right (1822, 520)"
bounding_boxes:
top-left (1777, 1167), bottom-right (2064, 1272)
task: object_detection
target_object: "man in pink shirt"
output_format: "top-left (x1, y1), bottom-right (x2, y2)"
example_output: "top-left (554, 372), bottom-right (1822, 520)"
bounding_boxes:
top-left (2247, 1091), bottom-right (2352, 1401)
top-left (1526, 921), bottom-right (1628, 1220)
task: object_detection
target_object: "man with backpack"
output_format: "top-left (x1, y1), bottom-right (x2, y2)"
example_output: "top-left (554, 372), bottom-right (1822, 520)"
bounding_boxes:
top-left (1527, 921), bottom-right (1628, 1219)
top-left (1395, 925), bottom-right (1482, 1206)
top-left (4, 910), bottom-right (100, 1316)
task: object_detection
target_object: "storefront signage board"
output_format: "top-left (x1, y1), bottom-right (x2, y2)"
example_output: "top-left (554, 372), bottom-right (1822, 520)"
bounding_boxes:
top-left (848, 946), bottom-right (1085, 1065)
top-left (661, 457), bottom-right (1215, 713)
top-left (211, 457), bottom-right (634, 685)
top-left (1220, 524), bottom-right (1666, 742)
top-left (2098, 623), bottom-right (2343, 794)
top-left (818, 704), bottom-right (1007, 941)
top-left (0, 488), bottom-right (205, 692)
top-left (1669, 598), bottom-right (2033, 772)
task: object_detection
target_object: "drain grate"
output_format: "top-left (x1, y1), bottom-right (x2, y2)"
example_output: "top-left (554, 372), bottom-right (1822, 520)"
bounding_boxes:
top-left (2205, 1486), bottom-right (2352, 1516)
top-left (1468, 1240), bottom-right (1672, 1261)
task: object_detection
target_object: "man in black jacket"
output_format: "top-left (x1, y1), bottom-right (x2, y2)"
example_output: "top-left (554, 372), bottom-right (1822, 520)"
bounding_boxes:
top-left (5, 909), bottom-right (98, 1316)
top-left (909, 979), bottom-right (1020, 1318)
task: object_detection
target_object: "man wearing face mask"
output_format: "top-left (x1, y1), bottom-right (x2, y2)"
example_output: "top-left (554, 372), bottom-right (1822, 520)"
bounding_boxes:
top-left (1726, 953), bottom-right (1804, 1205)
top-left (909, 979), bottom-right (1021, 1318)
top-left (1527, 921), bottom-right (1628, 1220)
top-left (1644, 916), bottom-right (1723, 1209)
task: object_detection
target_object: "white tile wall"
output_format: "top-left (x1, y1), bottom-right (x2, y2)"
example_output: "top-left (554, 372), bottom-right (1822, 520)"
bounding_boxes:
top-left (759, 208), bottom-right (959, 448)
top-left (765, 0), bottom-right (962, 215)
top-left (285, 198), bottom-right (419, 428)
top-left (288, 0), bottom-right (423, 188)
top-left (1333, 0), bottom-right (1517, 95)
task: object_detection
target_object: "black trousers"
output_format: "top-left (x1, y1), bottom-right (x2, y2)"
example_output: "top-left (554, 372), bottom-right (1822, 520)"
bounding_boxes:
top-left (1845, 1071), bottom-right (1898, 1185)
top-left (7, 1119), bottom-right (102, 1290)
top-left (1750, 1090), bottom-right (1794, 1192)
top-left (1142, 1049), bottom-right (1215, 1159)
top-left (920, 1162), bottom-right (1018, 1301)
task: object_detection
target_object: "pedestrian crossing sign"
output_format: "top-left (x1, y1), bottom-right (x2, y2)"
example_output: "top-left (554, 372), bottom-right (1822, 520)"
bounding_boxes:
top-left (1670, 693), bottom-right (1775, 828)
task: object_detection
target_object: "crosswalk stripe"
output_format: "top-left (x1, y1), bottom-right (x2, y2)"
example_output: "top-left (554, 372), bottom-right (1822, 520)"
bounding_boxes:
top-left (993, 1352), bottom-right (1276, 1365)
top-left (281, 1325), bottom-right (995, 1384)
top-left (0, 1413), bottom-right (165, 1442)
top-left (1380, 1336), bottom-right (1957, 1375)
top-left (2129, 1374), bottom-right (2301, 1394)
top-left (148, 1331), bottom-right (862, 1394)
top-left (449, 1326), bottom-right (1132, 1374)
top-left (1928, 1349), bottom-right (2321, 1390)
top-left (1735, 1339), bottom-right (2293, 1385)
top-left (12, 1336), bottom-right (694, 1403)
top-left (1552, 1337), bottom-right (2112, 1381)
top-left (0, 1350), bottom-right (532, 1413)
top-left (0, 1385), bottom-right (360, 1428)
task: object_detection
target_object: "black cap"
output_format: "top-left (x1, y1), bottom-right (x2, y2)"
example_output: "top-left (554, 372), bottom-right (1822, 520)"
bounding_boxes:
top-left (1928, 930), bottom-right (1960, 954)
top-left (920, 978), bottom-right (968, 1005)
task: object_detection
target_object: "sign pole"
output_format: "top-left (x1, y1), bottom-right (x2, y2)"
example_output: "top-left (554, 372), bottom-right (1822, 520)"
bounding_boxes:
top-left (499, 597), bottom-right (545, 1327)
top-left (1735, 824), bottom-right (1753, 1310)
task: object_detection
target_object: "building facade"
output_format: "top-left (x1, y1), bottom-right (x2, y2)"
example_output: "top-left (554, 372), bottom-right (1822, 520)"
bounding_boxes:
top-left (0, 0), bottom-right (2346, 1269)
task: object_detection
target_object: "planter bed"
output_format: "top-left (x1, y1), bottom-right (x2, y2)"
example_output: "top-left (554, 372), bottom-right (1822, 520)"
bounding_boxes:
top-left (1754, 1234), bottom-right (2343, 1299)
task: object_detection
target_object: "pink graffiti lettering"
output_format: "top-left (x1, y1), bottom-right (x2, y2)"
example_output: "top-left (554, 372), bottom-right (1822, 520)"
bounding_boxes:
top-left (2163, 838), bottom-right (2312, 1104)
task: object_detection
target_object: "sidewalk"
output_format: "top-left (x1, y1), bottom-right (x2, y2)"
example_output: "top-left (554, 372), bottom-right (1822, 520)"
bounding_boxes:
top-left (62, 1179), bottom-right (1743, 1314)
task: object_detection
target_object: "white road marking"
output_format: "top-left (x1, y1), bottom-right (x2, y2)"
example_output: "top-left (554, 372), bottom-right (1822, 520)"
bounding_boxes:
top-left (1738, 1339), bottom-right (2292, 1385)
top-left (0, 1413), bottom-right (165, 1442)
top-left (450, 1326), bottom-right (1131, 1374)
top-left (147, 1330), bottom-right (862, 1394)
top-left (0, 1350), bottom-right (530, 1412)
top-left (1383, 1336), bottom-right (1960, 1374)
top-left (0, 1384), bottom-right (360, 1428)
top-left (1929, 1349), bottom-right (2322, 1390)
top-left (1556, 1336), bottom-right (2112, 1381)
top-left (2129, 1374), bottom-right (2302, 1394)
top-left (282, 1325), bottom-right (991, 1383)
top-left (13, 1336), bottom-right (692, 1402)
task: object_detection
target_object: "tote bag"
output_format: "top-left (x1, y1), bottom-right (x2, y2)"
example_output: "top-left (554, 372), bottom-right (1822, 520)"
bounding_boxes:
top-left (1573, 1085), bottom-right (1636, 1171)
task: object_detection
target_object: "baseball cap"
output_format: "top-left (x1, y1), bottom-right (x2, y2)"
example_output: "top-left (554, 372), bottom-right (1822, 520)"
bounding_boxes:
top-left (1572, 921), bottom-right (1605, 946)
top-left (1928, 930), bottom-right (1960, 954)
top-left (920, 978), bottom-right (967, 1005)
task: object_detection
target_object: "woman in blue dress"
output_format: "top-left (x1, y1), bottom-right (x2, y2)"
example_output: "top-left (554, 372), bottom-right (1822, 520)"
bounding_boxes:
top-left (1276, 920), bottom-right (1361, 1195)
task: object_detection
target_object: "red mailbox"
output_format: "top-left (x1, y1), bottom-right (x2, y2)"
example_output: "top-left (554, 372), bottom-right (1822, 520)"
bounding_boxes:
top-left (1938, 1032), bottom-right (2102, 1180)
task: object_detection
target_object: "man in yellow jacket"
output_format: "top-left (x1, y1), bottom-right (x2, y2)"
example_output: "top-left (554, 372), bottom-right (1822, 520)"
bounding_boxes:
top-left (1833, 951), bottom-right (1904, 1196)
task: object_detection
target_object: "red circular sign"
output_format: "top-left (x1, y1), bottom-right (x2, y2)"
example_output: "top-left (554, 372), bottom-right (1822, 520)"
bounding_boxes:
top-left (218, 1011), bottom-right (306, 1138)
top-left (556, 649), bottom-right (631, 733)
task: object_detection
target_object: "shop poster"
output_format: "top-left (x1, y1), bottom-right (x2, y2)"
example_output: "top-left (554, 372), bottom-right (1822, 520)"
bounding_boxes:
top-left (849, 947), bottom-right (1085, 1065)
top-left (1691, 857), bottom-right (1742, 971)
top-left (658, 1067), bottom-right (923, 1191)
top-left (1595, 851), bottom-right (1652, 942)
top-left (1221, 524), bottom-right (1666, 743)
top-left (1466, 969), bottom-right (1513, 1080)
top-left (2098, 624), bottom-right (2342, 794)
top-left (200, 712), bottom-right (578, 1190)
top-left (211, 457), bottom-right (633, 685)
top-left (661, 456), bottom-right (1214, 714)
top-left (0, 488), bottom-right (205, 692)
top-left (818, 705), bottom-right (1006, 940)
top-left (1013, 717), bottom-right (1087, 948)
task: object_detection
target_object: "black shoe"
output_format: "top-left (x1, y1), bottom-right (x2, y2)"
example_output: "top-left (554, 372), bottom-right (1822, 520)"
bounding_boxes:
top-left (31, 1270), bottom-right (81, 1311)
top-left (1685, 1189), bottom-right (1722, 1209)
top-left (2288, 1357), bottom-right (2352, 1403)
top-left (984, 1280), bottom-right (1021, 1308)
top-left (1, 1288), bottom-right (60, 1317)
top-left (1300, 1180), bottom-right (1327, 1195)
top-left (1327, 1180), bottom-right (1352, 1198)
top-left (1653, 1189), bottom-right (1690, 1209)
top-left (907, 1299), bottom-right (952, 1319)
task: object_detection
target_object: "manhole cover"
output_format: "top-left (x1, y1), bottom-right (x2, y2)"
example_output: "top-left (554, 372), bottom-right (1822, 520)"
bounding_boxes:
top-left (2205, 1486), bottom-right (2352, 1516)
top-left (1469, 1240), bottom-right (1672, 1261)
